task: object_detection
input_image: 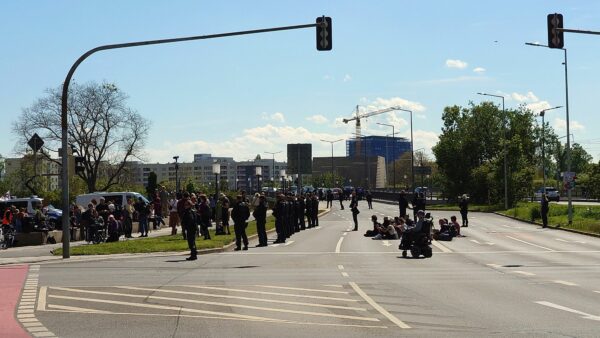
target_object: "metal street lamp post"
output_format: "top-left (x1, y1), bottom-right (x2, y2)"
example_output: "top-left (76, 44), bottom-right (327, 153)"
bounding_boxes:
top-left (212, 162), bottom-right (220, 201)
top-left (538, 106), bottom-right (563, 196)
top-left (173, 156), bottom-right (180, 193)
top-left (255, 166), bottom-right (262, 193)
top-left (526, 41), bottom-right (573, 224)
top-left (280, 169), bottom-right (286, 192)
top-left (477, 92), bottom-right (508, 210)
top-left (320, 139), bottom-right (343, 187)
top-left (265, 151), bottom-right (281, 188)
top-left (377, 123), bottom-right (396, 191)
top-left (395, 108), bottom-right (414, 191)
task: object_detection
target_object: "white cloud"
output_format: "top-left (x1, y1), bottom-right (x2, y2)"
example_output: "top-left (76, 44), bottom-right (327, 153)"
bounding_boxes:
top-left (526, 101), bottom-right (552, 114)
top-left (473, 67), bottom-right (486, 73)
top-left (445, 59), bottom-right (468, 69)
top-left (510, 91), bottom-right (539, 102)
top-left (306, 114), bottom-right (328, 124)
top-left (343, 74), bottom-right (352, 82)
top-left (323, 75), bottom-right (332, 80)
top-left (364, 97), bottom-right (426, 113)
top-left (261, 112), bottom-right (285, 123)
top-left (553, 118), bottom-right (585, 132)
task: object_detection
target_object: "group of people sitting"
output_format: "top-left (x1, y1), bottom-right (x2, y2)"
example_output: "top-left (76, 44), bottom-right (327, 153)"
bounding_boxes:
top-left (364, 211), bottom-right (465, 242)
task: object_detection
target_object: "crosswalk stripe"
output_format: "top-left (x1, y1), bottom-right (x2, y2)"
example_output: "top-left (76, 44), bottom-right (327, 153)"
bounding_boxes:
top-left (48, 288), bottom-right (377, 322)
top-left (254, 285), bottom-right (349, 294)
top-left (116, 286), bottom-right (365, 311)
top-left (183, 285), bottom-right (357, 302)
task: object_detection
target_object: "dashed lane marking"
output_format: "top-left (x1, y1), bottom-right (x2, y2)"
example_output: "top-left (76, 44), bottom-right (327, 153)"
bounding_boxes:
top-left (556, 238), bottom-right (586, 244)
top-left (349, 282), bottom-right (411, 329)
top-left (486, 263), bottom-right (502, 268)
top-left (16, 265), bottom-right (57, 338)
top-left (337, 265), bottom-right (344, 270)
top-left (271, 244), bottom-right (281, 247)
top-left (535, 301), bottom-right (600, 321)
top-left (512, 271), bottom-right (535, 276)
top-left (381, 241), bottom-right (392, 247)
top-left (553, 280), bottom-right (578, 286)
top-left (284, 241), bottom-right (294, 246)
top-left (431, 240), bottom-right (452, 253)
top-left (335, 237), bottom-right (344, 253)
top-left (506, 236), bottom-right (555, 251)
top-left (48, 287), bottom-right (379, 322)
top-left (341, 272), bottom-right (349, 277)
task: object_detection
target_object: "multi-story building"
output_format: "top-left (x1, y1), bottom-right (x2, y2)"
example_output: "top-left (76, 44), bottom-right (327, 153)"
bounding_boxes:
top-left (4, 155), bottom-right (61, 193)
top-left (346, 135), bottom-right (411, 163)
top-left (235, 158), bottom-right (287, 192)
top-left (312, 156), bottom-right (386, 189)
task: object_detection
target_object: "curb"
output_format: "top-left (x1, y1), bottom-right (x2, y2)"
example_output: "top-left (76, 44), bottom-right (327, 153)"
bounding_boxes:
top-left (493, 212), bottom-right (600, 239)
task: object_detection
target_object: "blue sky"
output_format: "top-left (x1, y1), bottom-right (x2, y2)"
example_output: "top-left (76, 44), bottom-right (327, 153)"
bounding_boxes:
top-left (2, 1), bottom-right (599, 165)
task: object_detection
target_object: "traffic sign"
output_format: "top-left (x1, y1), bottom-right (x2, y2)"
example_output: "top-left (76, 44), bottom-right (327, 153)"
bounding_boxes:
top-left (27, 133), bottom-right (44, 152)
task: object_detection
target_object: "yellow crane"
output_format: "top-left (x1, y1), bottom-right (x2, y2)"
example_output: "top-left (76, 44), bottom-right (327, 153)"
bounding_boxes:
top-left (343, 105), bottom-right (402, 157)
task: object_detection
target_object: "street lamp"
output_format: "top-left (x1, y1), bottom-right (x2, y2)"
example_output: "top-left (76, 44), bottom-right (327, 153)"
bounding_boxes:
top-left (265, 151), bottom-right (281, 187)
top-left (477, 92), bottom-right (508, 210)
top-left (526, 41), bottom-right (573, 225)
top-left (212, 162), bottom-right (220, 200)
top-left (376, 123), bottom-right (396, 191)
top-left (280, 169), bottom-right (286, 191)
top-left (320, 139), bottom-right (343, 187)
top-left (173, 156), bottom-right (180, 193)
top-left (539, 106), bottom-right (563, 196)
top-left (255, 166), bottom-right (262, 193)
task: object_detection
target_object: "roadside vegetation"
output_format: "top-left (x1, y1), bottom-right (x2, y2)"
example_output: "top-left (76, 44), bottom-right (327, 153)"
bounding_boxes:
top-left (53, 216), bottom-right (275, 256)
top-left (499, 202), bottom-right (600, 235)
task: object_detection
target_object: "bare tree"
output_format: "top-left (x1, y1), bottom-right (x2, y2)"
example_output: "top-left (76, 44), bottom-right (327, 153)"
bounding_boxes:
top-left (12, 82), bottom-right (150, 193)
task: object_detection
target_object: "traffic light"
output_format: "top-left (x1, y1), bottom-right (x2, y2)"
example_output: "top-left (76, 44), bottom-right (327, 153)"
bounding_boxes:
top-left (316, 16), bottom-right (332, 51)
top-left (75, 156), bottom-right (85, 174)
top-left (547, 13), bottom-right (564, 49)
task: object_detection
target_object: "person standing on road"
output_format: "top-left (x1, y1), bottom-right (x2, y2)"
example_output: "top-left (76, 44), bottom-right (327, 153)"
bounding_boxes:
top-left (366, 190), bottom-right (373, 209)
top-left (231, 195), bottom-right (250, 251)
top-left (273, 194), bottom-right (286, 244)
top-left (221, 194), bottom-right (231, 235)
top-left (541, 193), bottom-right (549, 228)
top-left (297, 195), bottom-right (306, 231)
top-left (197, 194), bottom-right (212, 240)
top-left (459, 194), bottom-right (469, 227)
top-left (253, 195), bottom-right (268, 247)
top-left (311, 194), bottom-right (319, 227)
top-left (398, 191), bottom-right (408, 219)
top-left (168, 194), bottom-right (179, 235)
top-left (350, 191), bottom-right (360, 231)
top-left (338, 191), bottom-right (345, 210)
top-left (181, 199), bottom-right (198, 260)
top-left (326, 190), bottom-right (333, 208)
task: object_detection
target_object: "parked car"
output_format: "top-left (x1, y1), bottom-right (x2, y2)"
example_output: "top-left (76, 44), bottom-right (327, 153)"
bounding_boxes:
top-left (534, 187), bottom-right (560, 202)
top-left (331, 188), bottom-right (342, 199)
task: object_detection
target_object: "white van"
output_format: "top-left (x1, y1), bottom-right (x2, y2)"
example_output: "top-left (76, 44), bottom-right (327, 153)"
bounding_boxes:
top-left (75, 192), bottom-right (150, 210)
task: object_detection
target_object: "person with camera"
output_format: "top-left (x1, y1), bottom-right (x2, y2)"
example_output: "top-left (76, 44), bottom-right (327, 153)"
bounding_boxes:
top-left (350, 191), bottom-right (360, 231)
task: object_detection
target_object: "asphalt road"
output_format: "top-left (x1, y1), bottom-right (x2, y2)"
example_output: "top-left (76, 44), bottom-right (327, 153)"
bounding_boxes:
top-left (14, 201), bottom-right (600, 338)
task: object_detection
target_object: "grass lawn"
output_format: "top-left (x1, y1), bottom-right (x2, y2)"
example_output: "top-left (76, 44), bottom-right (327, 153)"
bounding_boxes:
top-left (53, 216), bottom-right (275, 256)
top-left (499, 202), bottom-right (600, 235)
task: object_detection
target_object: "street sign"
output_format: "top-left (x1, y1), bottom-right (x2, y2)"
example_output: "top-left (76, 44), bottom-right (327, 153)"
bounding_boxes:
top-left (27, 133), bottom-right (44, 152)
top-left (562, 171), bottom-right (576, 190)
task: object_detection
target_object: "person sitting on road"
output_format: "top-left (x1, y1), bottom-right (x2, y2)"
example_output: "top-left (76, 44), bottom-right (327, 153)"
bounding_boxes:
top-left (393, 217), bottom-right (406, 236)
top-left (364, 215), bottom-right (380, 237)
top-left (372, 217), bottom-right (399, 240)
top-left (450, 216), bottom-right (462, 237)
top-left (106, 215), bottom-right (120, 242)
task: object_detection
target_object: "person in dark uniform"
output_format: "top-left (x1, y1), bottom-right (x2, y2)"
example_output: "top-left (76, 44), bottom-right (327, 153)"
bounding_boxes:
top-left (305, 193), bottom-right (313, 228)
top-left (197, 194), bottom-right (212, 240)
top-left (412, 192), bottom-right (426, 220)
top-left (231, 195), bottom-right (250, 250)
top-left (366, 190), bottom-right (373, 209)
top-left (273, 194), bottom-right (286, 244)
top-left (338, 191), bottom-right (345, 210)
top-left (350, 191), bottom-right (359, 231)
top-left (398, 191), bottom-right (408, 219)
top-left (286, 195), bottom-right (295, 237)
top-left (541, 193), bottom-right (549, 228)
top-left (181, 199), bottom-right (197, 260)
top-left (311, 194), bottom-right (319, 227)
top-left (459, 194), bottom-right (469, 227)
top-left (253, 195), bottom-right (268, 247)
top-left (292, 196), bottom-right (300, 233)
top-left (297, 195), bottom-right (306, 230)
top-left (326, 190), bottom-right (333, 208)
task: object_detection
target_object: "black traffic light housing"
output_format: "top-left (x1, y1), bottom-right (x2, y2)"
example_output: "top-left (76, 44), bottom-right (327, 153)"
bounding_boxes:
top-left (75, 156), bottom-right (85, 174)
top-left (547, 13), bottom-right (564, 49)
top-left (316, 16), bottom-right (332, 51)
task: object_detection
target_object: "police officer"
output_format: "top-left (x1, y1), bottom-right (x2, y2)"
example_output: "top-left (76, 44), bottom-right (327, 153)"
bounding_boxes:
top-left (297, 195), bottom-right (306, 231)
top-left (350, 191), bottom-right (359, 231)
top-left (181, 199), bottom-right (197, 260)
top-left (253, 195), bottom-right (268, 247)
top-left (231, 195), bottom-right (250, 251)
top-left (273, 194), bottom-right (286, 244)
top-left (305, 193), bottom-right (313, 228)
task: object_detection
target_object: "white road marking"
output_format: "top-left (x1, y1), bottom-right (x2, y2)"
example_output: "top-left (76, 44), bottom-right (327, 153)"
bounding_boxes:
top-left (381, 241), bottom-right (392, 247)
top-left (512, 271), bottom-right (535, 276)
top-left (343, 232), bottom-right (348, 236)
top-left (555, 238), bottom-right (586, 244)
top-left (486, 263), bottom-right (502, 268)
top-left (553, 280), bottom-right (578, 286)
top-left (324, 284), bottom-right (344, 288)
top-left (271, 244), bottom-right (281, 247)
top-left (470, 239), bottom-right (481, 244)
top-left (338, 265), bottom-right (344, 270)
top-left (341, 272), bottom-right (350, 277)
top-left (182, 285), bottom-right (358, 302)
top-left (48, 304), bottom-right (112, 313)
top-left (117, 286), bottom-right (364, 311)
top-left (49, 288), bottom-right (378, 322)
top-left (335, 237), bottom-right (344, 253)
top-left (535, 301), bottom-right (600, 321)
top-left (506, 236), bottom-right (555, 251)
top-left (284, 241), bottom-right (294, 246)
top-left (349, 282), bottom-right (411, 329)
top-left (37, 286), bottom-right (47, 311)
top-left (431, 240), bottom-right (452, 253)
top-left (255, 285), bottom-right (349, 294)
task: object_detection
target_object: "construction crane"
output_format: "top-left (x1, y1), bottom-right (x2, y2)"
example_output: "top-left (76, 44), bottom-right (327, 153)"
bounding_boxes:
top-left (343, 105), bottom-right (401, 157)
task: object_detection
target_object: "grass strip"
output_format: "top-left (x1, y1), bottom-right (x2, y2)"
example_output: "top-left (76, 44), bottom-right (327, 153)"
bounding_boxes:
top-left (53, 216), bottom-right (275, 256)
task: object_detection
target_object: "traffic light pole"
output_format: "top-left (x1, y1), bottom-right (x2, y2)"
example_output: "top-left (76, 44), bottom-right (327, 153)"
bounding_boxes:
top-left (60, 19), bottom-right (331, 258)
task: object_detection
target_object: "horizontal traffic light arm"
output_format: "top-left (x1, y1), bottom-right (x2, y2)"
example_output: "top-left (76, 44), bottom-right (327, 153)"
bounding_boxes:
top-left (557, 28), bottom-right (600, 35)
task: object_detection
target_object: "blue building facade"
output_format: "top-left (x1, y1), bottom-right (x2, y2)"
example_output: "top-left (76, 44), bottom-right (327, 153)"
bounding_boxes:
top-left (346, 136), bottom-right (411, 162)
